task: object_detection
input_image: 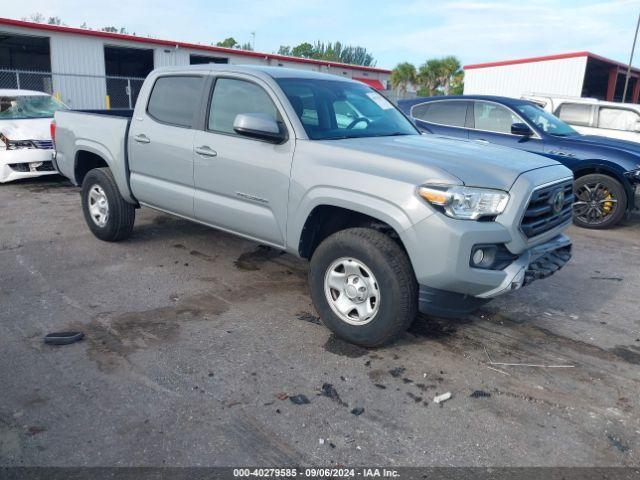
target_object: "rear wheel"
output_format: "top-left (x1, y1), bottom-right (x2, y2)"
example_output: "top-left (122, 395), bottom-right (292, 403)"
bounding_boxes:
top-left (573, 174), bottom-right (627, 229)
top-left (309, 227), bottom-right (417, 347)
top-left (81, 168), bottom-right (135, 241)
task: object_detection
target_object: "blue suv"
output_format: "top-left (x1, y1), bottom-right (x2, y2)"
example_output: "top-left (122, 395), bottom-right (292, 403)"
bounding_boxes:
top-left (398, 95), bottom-right (640, 229)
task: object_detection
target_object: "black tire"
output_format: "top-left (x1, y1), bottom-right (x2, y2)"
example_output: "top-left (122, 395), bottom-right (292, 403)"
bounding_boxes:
top-left (309, 227), bottom-right (417, 347)
top-left (81, 168), bottom-right (135, 241)
top-left (573, 173), bottom-right (627, 229)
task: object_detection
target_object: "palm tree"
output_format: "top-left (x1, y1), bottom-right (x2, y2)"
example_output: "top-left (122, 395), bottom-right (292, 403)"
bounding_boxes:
top-left (418, 59), bottom-right (444, 96)
top-left (440, 56), bottom-right (461, 95)
top-left (390, 62), bottom-right (417, 97)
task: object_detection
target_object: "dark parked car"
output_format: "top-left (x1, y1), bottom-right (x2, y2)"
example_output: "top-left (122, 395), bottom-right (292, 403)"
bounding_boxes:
top-left (398, 95), bottom-right (640, 229)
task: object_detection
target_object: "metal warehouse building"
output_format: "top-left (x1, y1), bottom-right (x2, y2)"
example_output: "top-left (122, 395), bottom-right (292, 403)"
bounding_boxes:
top-left (0, 17), bottom-right (390, 109)
top-left (463, 51), bottom-right (640, 103)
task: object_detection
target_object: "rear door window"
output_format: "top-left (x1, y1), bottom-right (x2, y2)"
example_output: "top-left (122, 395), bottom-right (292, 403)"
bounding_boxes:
top-left (147, 76), bottom-right (203, 128)
top-left (556, 103), bottom-right (593, 127)
top-left (473, 101), bottom-right (521, 134)
top-left (413, 101), bottom-right (468, 127)
top-left (597, 107), bottom-right (640, 131)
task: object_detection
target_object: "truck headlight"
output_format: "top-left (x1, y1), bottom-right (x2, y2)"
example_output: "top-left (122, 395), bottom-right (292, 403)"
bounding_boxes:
top-left (417, 184), bottom-right (509, 220)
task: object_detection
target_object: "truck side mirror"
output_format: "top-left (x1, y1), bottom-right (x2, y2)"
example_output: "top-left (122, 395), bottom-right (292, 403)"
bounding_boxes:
top-left (511, 122), bottom-right (533, 136)
top-left (233, 113), bottom-right (287, 144)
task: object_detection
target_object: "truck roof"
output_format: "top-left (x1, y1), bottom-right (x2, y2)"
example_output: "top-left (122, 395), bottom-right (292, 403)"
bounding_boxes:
top-left (151, 64), bottom-right (361, 84)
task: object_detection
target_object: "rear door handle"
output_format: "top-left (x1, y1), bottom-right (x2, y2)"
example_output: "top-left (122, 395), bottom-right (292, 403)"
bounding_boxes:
top-left (194, 145), bottom-right (217, 157)
top-left (133, 134), bottom-right (150, 144)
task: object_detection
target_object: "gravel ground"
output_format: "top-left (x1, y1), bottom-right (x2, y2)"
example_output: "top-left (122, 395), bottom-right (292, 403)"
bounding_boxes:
top-left (1, 175), bottom-right (639, 467)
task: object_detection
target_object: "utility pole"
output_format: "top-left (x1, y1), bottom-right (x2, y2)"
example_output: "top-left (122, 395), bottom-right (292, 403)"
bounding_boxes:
top-left (251, 31), bottom-right (256, 51)
top-left (622, 12), bottom-right (640, 103)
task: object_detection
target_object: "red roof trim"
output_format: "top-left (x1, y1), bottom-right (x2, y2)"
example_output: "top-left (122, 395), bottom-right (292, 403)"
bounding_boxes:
top-left (0, 17), bottom-right (391, 74)
top-left (464, 51), bottom-right (591, 70)
top-left (353, 77), bottom-right (385, 90)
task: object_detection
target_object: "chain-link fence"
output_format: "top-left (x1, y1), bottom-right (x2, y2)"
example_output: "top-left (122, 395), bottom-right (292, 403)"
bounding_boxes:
top-left (0, 69), bottom-right (145, 110)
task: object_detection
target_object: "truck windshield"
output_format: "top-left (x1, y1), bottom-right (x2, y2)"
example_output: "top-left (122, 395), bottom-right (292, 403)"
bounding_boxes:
top-left (276, 78), bottom-right (418, 140)
top-left (515, 104), bottom-right (578, 137)
top-left (0, 95), bottom-right (67, 120)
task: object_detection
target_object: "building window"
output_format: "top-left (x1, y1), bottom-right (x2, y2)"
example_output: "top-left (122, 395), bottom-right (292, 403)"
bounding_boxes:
top-left (190, 54), bottom-right (229, 65)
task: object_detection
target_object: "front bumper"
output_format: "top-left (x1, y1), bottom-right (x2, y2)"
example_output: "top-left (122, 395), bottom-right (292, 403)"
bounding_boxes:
top-left (0, 149), bottom-right (57, 183)
top-left (416, 234), bottom-right (572, 317)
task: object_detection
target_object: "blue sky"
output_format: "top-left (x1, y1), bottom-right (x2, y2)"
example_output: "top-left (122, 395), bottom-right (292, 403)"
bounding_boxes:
top-left (4, 0), bottom-right (640, 69)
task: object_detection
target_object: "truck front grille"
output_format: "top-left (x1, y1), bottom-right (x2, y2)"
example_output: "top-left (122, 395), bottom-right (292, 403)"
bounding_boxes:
top-left (520, 179), bottom-right (573, 239)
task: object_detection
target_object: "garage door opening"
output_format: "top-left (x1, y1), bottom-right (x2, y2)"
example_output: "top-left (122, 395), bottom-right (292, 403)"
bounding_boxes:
top-left (190, 54), bottom-right (229, 65)
top-left (104, 45), bottom-right (154, 108)
top-left (0, 32), bottom-right (52, 91)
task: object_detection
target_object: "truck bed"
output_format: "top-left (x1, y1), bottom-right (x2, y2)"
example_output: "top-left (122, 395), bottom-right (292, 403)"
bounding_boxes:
top-left (53, 109), bottom-right (135, 202)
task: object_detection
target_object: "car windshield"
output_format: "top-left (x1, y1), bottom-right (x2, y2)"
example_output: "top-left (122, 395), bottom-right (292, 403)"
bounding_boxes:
top-left (0, 94), bottom-right (67, 120)
top-left (276, 78), bottom-right (418, 140)
top-left (515, 103), bottom-right (578, 137)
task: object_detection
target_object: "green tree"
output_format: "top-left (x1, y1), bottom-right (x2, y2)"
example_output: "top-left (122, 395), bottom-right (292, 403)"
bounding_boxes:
top-left (47, 17), bottom-right (62, 25)
top-left (418, 59), bottom-right (443, 96)
top-left (439, 56), bottom-right (462, 95)
top-left (240, 42), bottom-right (253, 51)
top-left (216, 37), bottom-right (239, 48)
top-left (277, 41), bottom-right (376, 66)
top-left (416, 56), bottom-right (463, 96)
top-left (22, 13), bottom-right (45, 23)
top-left (291, 42), bottom-right (315, 58)
top-left (390, 62), bottom-right (417, 96)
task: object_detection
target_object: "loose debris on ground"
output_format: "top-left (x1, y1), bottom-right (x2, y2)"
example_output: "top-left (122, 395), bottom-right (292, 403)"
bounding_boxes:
top-left (289, 394), bottom-right (310, 405)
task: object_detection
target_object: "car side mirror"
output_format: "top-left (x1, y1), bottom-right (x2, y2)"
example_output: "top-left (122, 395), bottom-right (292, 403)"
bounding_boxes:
top-left (233, 113), bottom-right (287, 144)
top-left (511, 122), bottom-right (533, 136)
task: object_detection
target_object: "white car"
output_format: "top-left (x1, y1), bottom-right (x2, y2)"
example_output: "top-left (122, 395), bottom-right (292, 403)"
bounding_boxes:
top-left (522, 93), bottom-right (640, 143)
top-left (0, 89), bottom-right (68, 183)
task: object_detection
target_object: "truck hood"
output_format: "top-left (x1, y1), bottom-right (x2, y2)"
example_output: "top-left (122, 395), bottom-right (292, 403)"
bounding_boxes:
top-left (325, 134), bottom-right (562, 191)
top-left (0, 118), bottom-right (52, 141)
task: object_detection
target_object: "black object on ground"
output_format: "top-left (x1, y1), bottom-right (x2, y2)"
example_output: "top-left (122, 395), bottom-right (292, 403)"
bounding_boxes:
top-left (389, 367), bottom-right (406, 378)
top-left (320, 383), bottom-right (347, 407)
top-left (289, 394), bottom-right (310, 405)
top-left (470, 390), bottom-right (491, 398)
top-left (351, 407), bottom-right (364, 416)
top-left (44, 331), bottom-right (84, 345)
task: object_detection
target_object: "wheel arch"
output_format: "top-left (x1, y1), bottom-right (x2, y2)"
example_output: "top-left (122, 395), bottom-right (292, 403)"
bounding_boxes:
top-left (297, 203), bottom-right (411, 260)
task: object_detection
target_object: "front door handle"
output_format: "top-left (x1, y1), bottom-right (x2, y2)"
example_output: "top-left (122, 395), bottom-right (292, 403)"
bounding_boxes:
top-left (194, 145), bottom-right (218, 157)
top-left (133, 134), bottom-right (150, 144)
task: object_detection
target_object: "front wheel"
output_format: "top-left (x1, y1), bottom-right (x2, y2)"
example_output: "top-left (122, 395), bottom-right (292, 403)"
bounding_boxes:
top-left (81, 168), bottom-right (135, 241)
top-left (309, 228), bottom-right (417, 347)
top-left (572, 174), bottom-right (627, 229)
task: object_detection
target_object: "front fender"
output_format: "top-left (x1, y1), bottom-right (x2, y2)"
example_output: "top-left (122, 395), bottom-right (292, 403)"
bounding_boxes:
top-left (286, 185), bottom-right (432, 255)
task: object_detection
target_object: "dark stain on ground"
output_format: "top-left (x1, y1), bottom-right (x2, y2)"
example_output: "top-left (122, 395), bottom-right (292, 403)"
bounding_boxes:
top-left (173, 244), bottom-right (187, 250)
top-left (389, 367), bottom-right (406, 378)
top-left (609, 346), bottom-right (640, 365)
top-left (590, 276), bottom-right (623, 282)
top-left (415, 383), bottom-right (436, 392)
top-left (190, 250), bottom-right (216, 262)
top-left (323, 335), bottom-right (369, 358)
top-left (368, 369), bottom-right (386, 382)
top-left (407, 315), bottom-right (459, 340)
top-left (26, 426), bottom-right (46, 436)
top-left (234, 245), bottom-right (283, 271)
top-left (296, 312), bottom-right (321, 325)
top-left (69, 293), bottom-right (229, 373)
top-left (406, 392), bottom-right (423, 403)
top-left (607, 434), bottom-right (630, 453)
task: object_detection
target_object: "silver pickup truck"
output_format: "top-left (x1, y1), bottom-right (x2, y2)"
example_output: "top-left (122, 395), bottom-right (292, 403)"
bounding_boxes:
top-left (53, 65), bottom-right (573, 346)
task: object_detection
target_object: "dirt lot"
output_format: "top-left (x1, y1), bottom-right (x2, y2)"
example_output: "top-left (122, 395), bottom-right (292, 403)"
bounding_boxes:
top-left (1, 176), bottom-right (639, 467)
